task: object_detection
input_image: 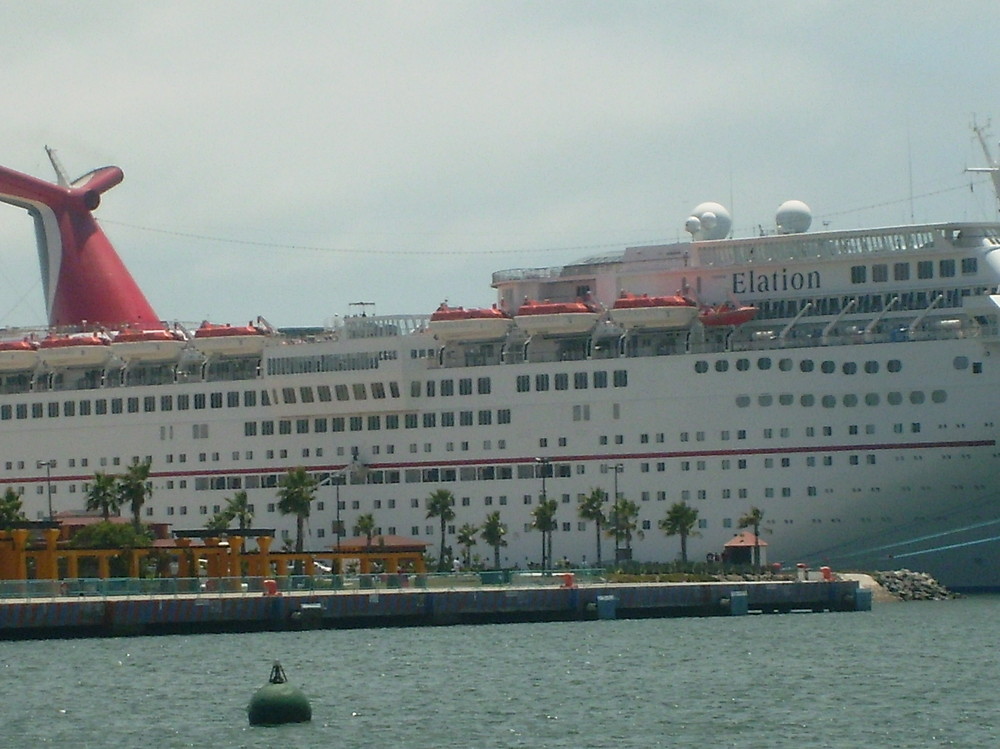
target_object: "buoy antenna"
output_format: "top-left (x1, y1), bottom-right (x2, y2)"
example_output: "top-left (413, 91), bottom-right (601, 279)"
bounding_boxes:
top-left (268, 661), bottom-right (288, 684)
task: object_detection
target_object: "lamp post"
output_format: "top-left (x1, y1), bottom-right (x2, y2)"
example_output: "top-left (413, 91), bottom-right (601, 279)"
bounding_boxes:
top-left (36, 459), bottom-right (55, 520)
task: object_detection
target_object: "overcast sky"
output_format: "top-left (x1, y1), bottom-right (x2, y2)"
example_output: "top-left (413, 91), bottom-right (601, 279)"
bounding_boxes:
top-left (1, 1), bottom-right (998, 329)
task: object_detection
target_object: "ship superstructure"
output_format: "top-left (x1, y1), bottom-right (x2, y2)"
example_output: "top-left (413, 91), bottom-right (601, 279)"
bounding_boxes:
top-left (2, 137), bottom-right (1000, 589)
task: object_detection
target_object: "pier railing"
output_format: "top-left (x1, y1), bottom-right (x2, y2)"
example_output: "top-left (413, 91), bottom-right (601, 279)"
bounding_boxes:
top-left (0, 569), bottom-right (609, 600)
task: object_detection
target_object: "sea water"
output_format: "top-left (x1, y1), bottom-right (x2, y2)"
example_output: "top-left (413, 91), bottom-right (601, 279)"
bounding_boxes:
top-left (0, 596), bottom-right (995, 748)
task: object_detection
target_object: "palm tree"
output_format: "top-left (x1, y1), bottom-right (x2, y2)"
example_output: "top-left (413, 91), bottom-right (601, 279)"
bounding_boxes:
top-left (457, 522), bottom-right (479, 568)
top-left (425, 488), bottom-right (456, 571)
top-left (479, 511), bottom-right (507, 569)
top-left (531, 497), bottom-right (558, 569)
top-left (85, 471), bottom-right (121, 522)
top-left (277, 467), bottom-right (318, 561)
top-left (577, 488), bottom-right (607, 566)
top-left (738, 505), bottom-right (768, 568)
top-left (118, 459), bottom-right (152, 532)
top-left (205, 511), bottom-right (231, 533)
top-left (0, 487), bottom-right (26, 529)
top-left (607, 497), bottom-right (641, 561)
top-left (659, 501), bottom-right (700, 563)
top-left (355, 512), bottom-right (376, 548)
top-left (224, 489), bottom-right (253, 530)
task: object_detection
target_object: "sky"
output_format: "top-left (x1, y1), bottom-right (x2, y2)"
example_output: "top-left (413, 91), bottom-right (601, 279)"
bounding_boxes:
top-left (1, 1), bottom-right (999, 330)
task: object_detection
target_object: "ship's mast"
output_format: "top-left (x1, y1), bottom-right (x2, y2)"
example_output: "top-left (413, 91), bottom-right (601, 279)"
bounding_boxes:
top-left (967, 120), bottom-right (1000, 214)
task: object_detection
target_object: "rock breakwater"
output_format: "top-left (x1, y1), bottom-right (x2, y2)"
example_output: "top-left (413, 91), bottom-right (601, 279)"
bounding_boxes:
top-left (871, 569), bottom-right (956, 601)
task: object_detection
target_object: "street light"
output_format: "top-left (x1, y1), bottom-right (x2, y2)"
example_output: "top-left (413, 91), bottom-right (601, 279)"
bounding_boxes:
top-left (605, 463), bottom-right (624, 563)
top-left (36, 459), bottom-right (55, 520)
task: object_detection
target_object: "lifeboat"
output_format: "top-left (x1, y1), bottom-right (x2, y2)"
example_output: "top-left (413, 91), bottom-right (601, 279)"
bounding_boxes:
top-left (0, 338), bottom-right (40, 372)
top-left (609, 293), bottom-right (698, 330)
top-left (111, 328), bottom-right (188, 363)
top-left (428, 304), bottom-right (513, 342)
top-left (37, 333), bottom-right (113, 368)
top-left (514, 299), bottom-right (600, 337)
top-left (699, 303), bottom-right (757, 327)
top-left (193, 321), bottom-right (269, 356)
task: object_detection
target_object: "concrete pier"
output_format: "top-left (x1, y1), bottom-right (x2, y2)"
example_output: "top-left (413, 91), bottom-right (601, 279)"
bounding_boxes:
top-left (0, 578), bottom-right (867, 639)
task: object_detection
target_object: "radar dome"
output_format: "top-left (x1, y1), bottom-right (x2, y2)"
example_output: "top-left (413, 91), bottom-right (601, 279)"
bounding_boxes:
top-left (686, 202), bottom-right (731, 240)
top-left (775, 200), bottom-right (812, 234)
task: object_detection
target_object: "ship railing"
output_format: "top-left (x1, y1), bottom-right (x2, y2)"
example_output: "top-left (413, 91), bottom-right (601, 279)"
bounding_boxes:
top-left (0, 569), bottom-right (610, 600)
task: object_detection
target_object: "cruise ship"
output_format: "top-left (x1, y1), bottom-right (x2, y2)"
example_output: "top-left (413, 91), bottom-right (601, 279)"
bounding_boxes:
top-left (2, 135), bottom-right (1000, 591)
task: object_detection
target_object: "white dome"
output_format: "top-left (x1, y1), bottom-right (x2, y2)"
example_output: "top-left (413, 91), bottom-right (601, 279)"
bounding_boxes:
top-left (688, 202), bottom-right (731, 240)
top-left (776, 200), bottom-right (812, 234)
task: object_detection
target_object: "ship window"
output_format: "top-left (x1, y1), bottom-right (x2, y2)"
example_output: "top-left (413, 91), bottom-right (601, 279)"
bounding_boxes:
top-left (260, 390), bottom-right (270, 406)
top-left (368, 415), bottom-right (381, 430)
top-left (694, 360), bottom-right (708, 374)
top-left (887, 359), bottom-right (902, 372)
top-left (821, 395), bottom-right (836, 408)
top-left (498, 409), bottom-right (511, 424)
top-left (299, 387), bottom-right (314, 403)
top-left (864, 360), bottom-right (879, 374)
top-left (0, 405), bottom-right (9, 420)
top-left (779, 393), bottom-right (793, 405)
top-left (441, 412), bottom-right (455, 427)
top-left (715, 360), bottom-right (728, 373)
top-left (865, 393), bottom-right (880, 406)
top-left (459, 378), bottom-right (473, 395)
top-left (332, 417), bottom-right (345, 431)
top-left (316, 385), bottom-right (331, 402)
top-left (336, 384), bottom-right (350, 401)
top-left (872, 264), bottom-right (888, 282)
top-left (281, 388), bottom-right (296, 404)
top-left (735, 395), bottom-right (750, 407)
top-left (372, 382), bottom-right (386, 399)
top-left (961, 257), bottom-right (977, 274)
top-left (917, 261), bottom-right (933, 279)
top-left (777, 358), bottom-right (792, 372)
top-left (296, 418), bottom-right (309, 434)
top-left (593, 371), bottom-right (608, 388)
top-left (245, 422), bottom-right (257, 436)
top-left (953, 356), bottom-right (969, 370)
top-left (440, 379), bottom-right (454, 396)
top-left (79, 401), bottom-right (91, 416)
top-left (460, 411), bottom-right (473, 426)
top-left (389, 382), bottom-right (400, 398)
top-left (386, 414), bottom-right (399, 429)
top-left (478, 377), bottom-right (491, 395)
top-left (478, 410), bottom-right (492, 425)
top-left (931, 390), bottom-right (947, 403)
top-left (850, 265), bottom-right (866, 284)
top-left (939, 259), bottom-right (956, 277)
top-left (613, 370), bottom-right (628, 387)
top-left (517, 375), bottom-right (530, 392)
top-left (736, 358), bottom-right (750, 371)
top-left (842, 362), bottom-right (857, 375)
top-left (278, 419), bottom-right (291, 435)
top-left (193, 394), bottom-right (205, 410)
top-left (208, 393), bottom-right (221, 409)
top-left (758, 394), bottom-right (772, 406)
top-left (757, 357), bottom-right (771, 371)
top-left (910, 391), bottom-right (925, 404)
top-left (887, 392), bottom-right (903, 405)
top-left (800, 394), bottom-right (815, 406)
top-left (554, 373), bottom-right (569, 390)
top-left (144, 397), bottom-right (155, 413)
top-left (843, 394), bottom-right (858, 407)
top-left (48, 402), bottom-right (59, 418)
top-left (574, 372), bottom-right (588, 388)
top-left (111, 399), bottom-right (123, 415)
top-left (353, 384), bottom-right (367, 400)
top-left (893, 262), bottom-right (909, 281)
top-left (95, 399), bottom-right (107, 415)
top-left (422, 413), bottom-right (436, 428)
top-left (821, 360), bottom-right (835, 374)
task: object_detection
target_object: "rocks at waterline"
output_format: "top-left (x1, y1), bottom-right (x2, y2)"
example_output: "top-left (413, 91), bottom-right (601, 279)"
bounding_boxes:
top-left (871, 569), bottom-right (956, 601)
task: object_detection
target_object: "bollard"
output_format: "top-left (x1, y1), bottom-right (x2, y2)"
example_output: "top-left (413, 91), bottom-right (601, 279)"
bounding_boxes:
top-left (596, 595), bottom-right (617, 620)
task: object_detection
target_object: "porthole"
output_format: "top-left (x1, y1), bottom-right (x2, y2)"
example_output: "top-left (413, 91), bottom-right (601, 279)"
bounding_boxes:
top-left (864, 360), bottom-right (879, 374)
top-left (821, 395), bottom-right (836, 408)
top-left (910, 391), bottom-right (925, 404)
top-left (778, 358), bottom-right (793, 372)
top-left (888, 391), bottom-right (903, 405)
top-left (931, 390), bottom-right (947, 403)
top-left (757, 357), bottom-right (772, 371)
top-left (865, 393), bottom-right (880, 406)
top-left (887, 359), bottom-right (902, 373)
top-left (778, 393), bottom-right (794, 406)
top-left (695, 361), bottom-right (709, 374)
top-left (800, 360), bottom-right (814, 373)
top-left (953, 356), bottom-right (969, 370)
top-left (715, 360), bottom-right (729, 373)
top-left (821, 360), bottom-right (836, 374)
top-left (843, 362), bottom-right (857, 375)
top-left (736, 358), bottom-right (750, 371)
top-left (758, 394), bottom-right (773, 407)
top-left (735, 395), bottom-right (751, 408)
top-left (800, 394), bottom-right (815, 407)
top-left (843, 394), bottom-right (858, 407)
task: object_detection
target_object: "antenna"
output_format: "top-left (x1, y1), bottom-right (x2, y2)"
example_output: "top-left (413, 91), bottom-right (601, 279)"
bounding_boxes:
top-left (967, 118), bottom-right (1000, 214)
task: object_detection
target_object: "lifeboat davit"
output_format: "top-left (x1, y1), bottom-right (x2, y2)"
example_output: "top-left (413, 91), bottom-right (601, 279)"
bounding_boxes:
top-left (609, 292), bottom-right (698, 331)
top-left (699, 303), bottom-right (757, 327)
top-left (37, 333), bottom-right (113, 368)
top-left (112, 328), bottom-right (188, 363)
top-left (193, 322), bottom-right (269, 356)
top-left (428, 304), bottom-right (512, 342)
top-left (0, 338), bottom-right (40, 372)
top-left (514, 299), bottom-right (600, 336)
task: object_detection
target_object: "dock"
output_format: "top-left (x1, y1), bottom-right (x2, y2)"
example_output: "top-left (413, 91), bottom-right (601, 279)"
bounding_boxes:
top-left (0, 575), bottom-right (870, 638)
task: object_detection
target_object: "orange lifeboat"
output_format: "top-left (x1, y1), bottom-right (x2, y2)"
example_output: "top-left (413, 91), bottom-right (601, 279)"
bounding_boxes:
top-left (37, 333), bottom-right (112, 368)
top-left (0, 337), bottom-right (40, 371)
top-left (112, 327), bottom-right (188, 363)
top-left (698, 303), bottom-right (757, 327)
top-left (193, 321), bottom-right (269, 356)
top-left (514, 299), bottom-right (600, 336)
top-left (609, 292), bottom-right (698, 331)
top-left (428, 304), bottom-right (512, 342)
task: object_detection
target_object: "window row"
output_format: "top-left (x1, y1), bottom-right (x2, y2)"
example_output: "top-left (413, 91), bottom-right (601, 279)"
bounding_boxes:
top-left (695, 357), bottom-right (903, 375)
top-left (734, 391), bottom-right (946, 408)
top-left (515, 369), bottom-right (628, 393)
top-left (849, 257), bottom-right (978, 285)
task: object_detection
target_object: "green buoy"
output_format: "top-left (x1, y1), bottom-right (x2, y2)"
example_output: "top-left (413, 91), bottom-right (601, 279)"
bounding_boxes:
top-left (247, 661), bottom-right (312, 726)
